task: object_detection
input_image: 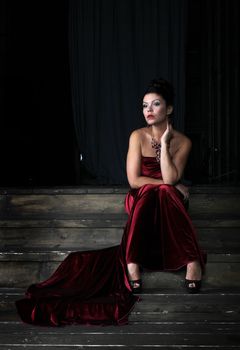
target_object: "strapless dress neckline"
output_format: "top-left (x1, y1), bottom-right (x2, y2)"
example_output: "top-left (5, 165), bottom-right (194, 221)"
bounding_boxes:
top-left (142, 155), bottom-right (156, 158)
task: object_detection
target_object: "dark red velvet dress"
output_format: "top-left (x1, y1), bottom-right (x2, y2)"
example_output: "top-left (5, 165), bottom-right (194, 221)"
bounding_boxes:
top-left (16, 156), bottom-right (206, 326)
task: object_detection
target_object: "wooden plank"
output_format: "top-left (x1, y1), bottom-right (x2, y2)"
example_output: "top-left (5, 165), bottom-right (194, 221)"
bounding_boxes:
top-left (0, 323), bottom-right (239, 349)
top-left (0, 195), bottom-right (127, 219)
top-left (1, 250), bottom-right (240, 263)
top-left (0, 217), bottom-right (128, 228)
top-left (3, 293), bottom-right (240, 314)
top-left (0, 227), bottom-right (240, 253)
top-left (193, 219), bottom-right (240, 228)
top-left (1, 258), bottom-right (240, 288)
top-left (2, 290), bottom-right (240, 304)
top-left (0, 227), bottom-right (123, 249)
top-left (0, 332), bottom-right (240, 346)
top-left (0, 185), bottom-right (240, 195)
top-left (0, 346), bottom-right (238, 350)
top-left (0, 187), bottom-right (129, 195)
top-left (0, 193), bottom-right (239, 219)
top-left (0, 322), bottom-right (240, 335)
top-left (0, 346), bottom-right (239, 350)
top-left (143, 262), bottom-right (240, 289)
top-left (0, 218), bottom-right (239, 229)
top-left (2, 293), bottom-right (240, 322)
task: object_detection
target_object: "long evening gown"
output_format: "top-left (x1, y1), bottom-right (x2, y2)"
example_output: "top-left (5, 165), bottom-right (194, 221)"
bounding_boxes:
top-left (16, 156), bottom-right (206, 326)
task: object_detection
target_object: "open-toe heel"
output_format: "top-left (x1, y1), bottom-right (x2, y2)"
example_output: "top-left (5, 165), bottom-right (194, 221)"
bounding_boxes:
top-left (185, 279), bottom-right (201, 294)
top-left (129, 279), bottom-right (142, 294)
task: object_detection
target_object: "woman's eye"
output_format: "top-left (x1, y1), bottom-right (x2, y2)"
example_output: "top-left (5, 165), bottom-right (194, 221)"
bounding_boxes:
top-left (143, 104), bottom-right (147, 109)
top-left (154, 101), bottom-right (160, 106)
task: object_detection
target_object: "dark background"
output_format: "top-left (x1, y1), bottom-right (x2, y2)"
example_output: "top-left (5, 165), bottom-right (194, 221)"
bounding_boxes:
top-left (1, 1), bottom-right (77, 186)
top-left (0, 0), bottom-right (239, 187)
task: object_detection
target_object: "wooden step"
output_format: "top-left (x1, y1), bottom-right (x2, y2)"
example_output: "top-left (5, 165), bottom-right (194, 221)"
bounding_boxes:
top-left (0, 330), bottom-right (239, 349)
top-left (1, 185), bottom-right (240, 195)
top-left (0, 289), bottom-right (240, 349)
top-left (1, 319), bottom-right (240, 333)
top-left (0, 252), bottom-right (239, 288)
top-left (1, 226), bottom-right (240, 253)
top-left (1, 289), bottom-right (240, 321)
top-left (0, 188), bottom-right (240, 220)
top-left (0, 184), bottom-right (240, 195)
top-left (1, 217), bottom-right (240, 228)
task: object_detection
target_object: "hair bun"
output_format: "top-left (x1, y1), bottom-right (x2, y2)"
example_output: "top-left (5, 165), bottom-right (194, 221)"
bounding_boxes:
top-left (145, 78), bottom-right (174, 107)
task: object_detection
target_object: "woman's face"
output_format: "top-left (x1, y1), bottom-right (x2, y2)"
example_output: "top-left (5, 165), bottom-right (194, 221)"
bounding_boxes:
top-left (142, 93), bottom-right (171, 126)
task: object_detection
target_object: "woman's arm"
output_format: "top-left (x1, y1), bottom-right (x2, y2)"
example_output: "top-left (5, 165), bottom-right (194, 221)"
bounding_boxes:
top-left (160, 123), bottom-right (192, 185)
top-left (126, 130), bottom-right (164, 189)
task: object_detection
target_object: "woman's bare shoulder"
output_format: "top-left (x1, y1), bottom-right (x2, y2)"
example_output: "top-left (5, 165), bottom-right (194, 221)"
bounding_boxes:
top-left (130, 127), bottom-right (150, 139)
top-left (172, 129), bottom-right (192, 149)
top-left (129, 128), bottom-right (147, 151)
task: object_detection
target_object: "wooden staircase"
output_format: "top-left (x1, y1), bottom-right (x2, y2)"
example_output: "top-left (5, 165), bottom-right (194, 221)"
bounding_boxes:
top-left (0, 186), bottom-right (240, 349)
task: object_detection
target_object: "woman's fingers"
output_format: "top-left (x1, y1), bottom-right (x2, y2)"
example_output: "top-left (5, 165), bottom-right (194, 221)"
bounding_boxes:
top-left (161, 122), bottom-right (172, 144)
top-left (175, 184), bottom-right (189, 201)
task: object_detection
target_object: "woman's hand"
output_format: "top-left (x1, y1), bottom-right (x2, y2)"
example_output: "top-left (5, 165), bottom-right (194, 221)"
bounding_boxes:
top-left (175, 183), bottom-right (189, 201)
top-left (161, 120), bottom-right (173, 146)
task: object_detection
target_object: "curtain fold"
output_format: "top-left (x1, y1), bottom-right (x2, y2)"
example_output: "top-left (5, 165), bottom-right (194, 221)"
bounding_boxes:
top-left (69, 0), bottom-right (187, 184)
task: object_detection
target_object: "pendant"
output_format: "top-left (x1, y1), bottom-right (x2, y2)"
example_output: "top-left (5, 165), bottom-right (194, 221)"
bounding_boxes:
top-left (151, 137), bottom-right (161, 163)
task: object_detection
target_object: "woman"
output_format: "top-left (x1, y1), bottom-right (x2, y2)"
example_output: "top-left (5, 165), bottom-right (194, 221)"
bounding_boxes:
top-left (123, 78), bottom-right (205, 293)
top-left (15, 78), bottom-right (205, 327)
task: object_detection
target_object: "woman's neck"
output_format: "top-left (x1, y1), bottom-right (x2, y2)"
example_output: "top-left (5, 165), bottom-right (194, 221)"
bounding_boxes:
top-left (151, 122), bottom-right (167, 141)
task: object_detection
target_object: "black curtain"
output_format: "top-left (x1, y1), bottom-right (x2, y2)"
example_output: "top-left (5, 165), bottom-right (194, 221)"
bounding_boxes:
top-left (201, 0), bottom-right (240, 184)
top-left (185, 0), bottom-right (240, 185)
top-left (69, 0), bottom-right (187, 184)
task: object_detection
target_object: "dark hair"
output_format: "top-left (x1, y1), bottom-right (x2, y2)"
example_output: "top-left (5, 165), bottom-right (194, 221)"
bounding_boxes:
top-left (144, 78), bottom-right (174, 106)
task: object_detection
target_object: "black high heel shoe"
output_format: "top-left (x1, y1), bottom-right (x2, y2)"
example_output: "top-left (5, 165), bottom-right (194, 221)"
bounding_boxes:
top-left (129, 279), bottom-right (142, 294)
top-left (185, 279), bottom-right (202, 294)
